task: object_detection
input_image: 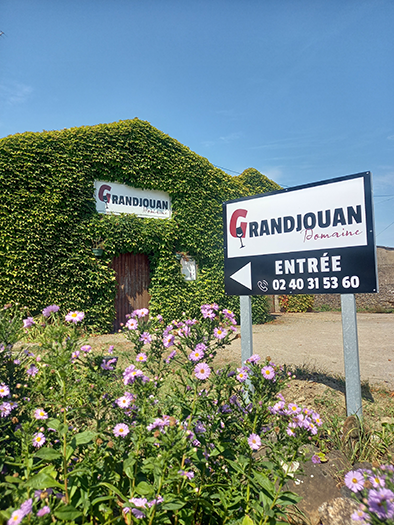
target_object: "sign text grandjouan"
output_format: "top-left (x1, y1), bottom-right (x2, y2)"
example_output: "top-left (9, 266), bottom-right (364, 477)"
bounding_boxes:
top-left (94, 181), bottom-right (172, 219)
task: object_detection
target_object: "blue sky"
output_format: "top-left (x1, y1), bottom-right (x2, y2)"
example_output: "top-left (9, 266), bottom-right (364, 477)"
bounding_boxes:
top-left (1, 0), bottom-right (393, 246)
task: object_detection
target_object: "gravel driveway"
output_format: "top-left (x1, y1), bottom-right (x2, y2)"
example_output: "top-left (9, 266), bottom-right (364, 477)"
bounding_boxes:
top-left (228, 312), bottom-right (394, 388)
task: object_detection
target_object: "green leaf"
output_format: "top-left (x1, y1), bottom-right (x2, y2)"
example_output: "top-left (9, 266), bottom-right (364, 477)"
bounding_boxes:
top-left (162, 500), bottom-right (185, 511)
top-left (54, 505), bottom-right (83, 521)
top-left (25, 471), bottom-right (63, 490)
top-left (73, 430), bottom-right (96, 446)
top-left (135, 481), bottom-right (152, 495)
top-left (98, 482), bottom-right (128, 503)
top-left (242, 516), bottom-right (255, 525)
top-left (46, 418), bottom-right (61, 430)
top-left (34, 448), bottom-right (62, 461)
top-left (91, 495), bottom-right (115, 506)
top-left (5, 475), bottom-right (22, 484)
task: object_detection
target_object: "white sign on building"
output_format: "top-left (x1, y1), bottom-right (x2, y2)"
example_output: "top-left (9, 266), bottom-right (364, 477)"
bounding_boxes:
top-left (94, 181), bottom-right (172, 219)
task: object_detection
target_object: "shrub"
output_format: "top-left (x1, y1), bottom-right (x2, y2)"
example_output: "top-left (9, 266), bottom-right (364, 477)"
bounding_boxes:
top-left (0, 303), bottom-right (323, 524)
top-left (279, 294), bottom-right (314, 313)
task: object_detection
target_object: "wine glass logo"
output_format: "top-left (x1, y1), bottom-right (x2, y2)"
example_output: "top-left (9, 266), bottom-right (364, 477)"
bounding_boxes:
top-left (236, 226), bottom-right (245, 248)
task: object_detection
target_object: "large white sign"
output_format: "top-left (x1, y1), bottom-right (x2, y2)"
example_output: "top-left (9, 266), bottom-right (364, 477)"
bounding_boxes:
top-left (223, 172), bottom-right (378, 296)
top-left (226, 176), bottom-right (367, 258)
top-left (94, 181), bottom-right (172, 219)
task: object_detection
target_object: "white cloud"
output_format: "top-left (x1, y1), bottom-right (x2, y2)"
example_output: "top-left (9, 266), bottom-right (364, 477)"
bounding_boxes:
top-left (0, 82), bottom-right (33, 106)
top-left (201, 131), bottom-right (242, 148)
top-left (219, 132), bottom-right (242, 144)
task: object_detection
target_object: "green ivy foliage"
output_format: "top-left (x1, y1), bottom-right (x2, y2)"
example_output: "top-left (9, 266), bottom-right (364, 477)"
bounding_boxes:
top-left (0, 119), bottom-right (275, 331)
top-left (279, 294), bottom-right (315, 313)
top-left (237, 167), bottom-right (282, 196)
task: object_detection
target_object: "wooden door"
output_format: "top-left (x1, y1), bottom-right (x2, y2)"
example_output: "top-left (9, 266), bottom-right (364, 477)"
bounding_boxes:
top-left (111, 253), bottom-right (150, 331)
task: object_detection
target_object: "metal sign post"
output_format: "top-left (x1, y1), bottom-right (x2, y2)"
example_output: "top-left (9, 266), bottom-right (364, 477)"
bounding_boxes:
top-left (341, 294), bottom-right (363, 417)
top-left (240, 295), bottom-right (254, 399)
top-left (240, 295), bottom-right (253, 365)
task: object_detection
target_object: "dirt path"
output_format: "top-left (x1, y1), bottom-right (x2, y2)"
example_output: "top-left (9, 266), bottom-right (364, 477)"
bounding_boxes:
top-left (228, 312), bottom-right (394, 388)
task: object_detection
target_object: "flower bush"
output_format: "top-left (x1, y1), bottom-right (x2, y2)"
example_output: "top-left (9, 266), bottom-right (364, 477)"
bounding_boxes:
top-left (0, 303), bottom-right (323, 525)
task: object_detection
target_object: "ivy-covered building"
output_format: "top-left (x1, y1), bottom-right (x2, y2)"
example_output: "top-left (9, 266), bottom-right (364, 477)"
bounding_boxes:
top-left (0, 119), bottom-right (280, 332)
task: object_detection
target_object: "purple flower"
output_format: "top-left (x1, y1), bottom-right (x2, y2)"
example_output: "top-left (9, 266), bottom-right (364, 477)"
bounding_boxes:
top-left (34, 408), bottom-right (48, 420)
top-left (312, 412), bottom-right (323, 426)
top-left (236, 369), bottom-right (248, 382)
top-left (80, 345), bottom-right (91, 353)
top-left (129, 497), bottom-right (147, 508)
top-left (308, 421), bottom-right (318, 435)
top-left (147, 416), bottom-right (171, 431)
top-left (261, 366), bottom-right (275, 380)
top-left (368, 488), bottom-right (394, 519)
top-left (286, 426), bottom-right (297, 437)
top-left (246, 354), bottom-right (261, 364)
top-left (248, 433), bottom-right (261, 450)
top-left (178, 469), bottom-right (195, 479)
top-left (65, 311), bottom-right (84, 323)
top-left (0, 384), bottom-right (10, 398)
top-left (369, 474), bottom-right (386, 488)
top-left (113, 423), bottom-right (130, 437)
top-left (189, 349), bottom-right (205, 362)
top-left (194, 362), bottom-right (211, 380)
top-left (165, 350), bottom-right (176, 363)
top-left (71, 350), bottom-right (80, 360)
top-left (126, 318), bottom-right (138, 330)
top-left (123, 368), bottom-right (144, 385)
top-left (42, 304), bottom-right (59, 317)
top-left (351, 508), bottom-right (368, 522)
top-left (32, 432), bottom-right (46, 448)
top-left (311, 455), bottom-right (321, 464)
top-left (116, 395), bottom-right (132, 408)
top-left (20, 498), bottom-right (33, 516)
top-left (195, 421), bottom-right (206, 434)
top-left (101, 358), bottom-right (117, 370)
top-left (139, 332), bottom-right (152, 344)
top-left (131, 508), bottom-right (146, 519)
top-left (23, 317), bottom-right (35, 328)
top-left (344, 470), bottom-right (365, 492)
top-left (108, 345), bottom-right (114, 354)
top-left (7, 509), bottom-right (24, 525)
top-left (178, 326), bottom-right (190, 338)
top-left (0, 403), bottom-right (12, 418)
top-left (136, 352), bottom-right (147, 362)
top-left (213, 327), bottom-right (227, 340)
top-left (148, 496), bottom-right (164, 507)
top-left (132, 308), bottom-right (149, 318)
top-left (163, 334), bottom-right (175, 348)
top-left (37, 506), bottom-right (51, 517)
top-left (287, 403), bottom-right (301, 415)
top-left (27, 366), bottom-right (39, 377)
